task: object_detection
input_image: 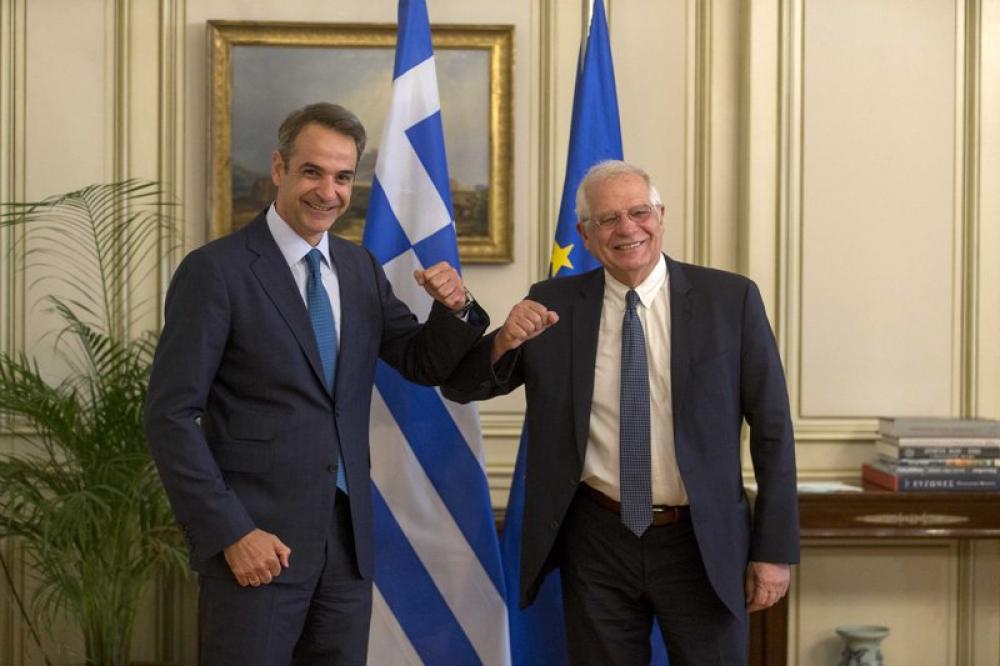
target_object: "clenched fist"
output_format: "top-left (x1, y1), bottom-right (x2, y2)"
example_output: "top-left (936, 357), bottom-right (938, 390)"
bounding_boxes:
top-left (491, 299), bottom-right (559, 363)
top-left (413, 261), bottom-right (468, 312)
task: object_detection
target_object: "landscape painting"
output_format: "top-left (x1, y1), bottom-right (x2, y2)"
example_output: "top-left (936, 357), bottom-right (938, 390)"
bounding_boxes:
top-left (209, 21), bottom-right (513, 262)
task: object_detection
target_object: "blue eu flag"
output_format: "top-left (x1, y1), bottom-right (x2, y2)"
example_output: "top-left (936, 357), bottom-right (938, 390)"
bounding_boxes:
top-left (502, 1), bottom-right (670, 664)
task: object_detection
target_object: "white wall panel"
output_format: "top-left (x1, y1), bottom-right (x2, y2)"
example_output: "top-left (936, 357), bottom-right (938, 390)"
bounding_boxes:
top-left (792, 542), bottom-right (958, 666)
top-left (21, 0), bottom-right (110, 370)
top-left (612, 0), bottom-right (690, 262)
top-left (798, 0), bottom-right (958, 418)
top-left (978, 0), bottom-right (1000, 420)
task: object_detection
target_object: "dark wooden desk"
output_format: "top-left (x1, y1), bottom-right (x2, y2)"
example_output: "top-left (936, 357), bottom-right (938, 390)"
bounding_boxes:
top-left (749, 482), bottom-right (1000, 666)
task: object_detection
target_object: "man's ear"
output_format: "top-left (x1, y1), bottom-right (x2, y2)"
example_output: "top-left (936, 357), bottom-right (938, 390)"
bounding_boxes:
top-left (271, 150), bottom-right (284, 187)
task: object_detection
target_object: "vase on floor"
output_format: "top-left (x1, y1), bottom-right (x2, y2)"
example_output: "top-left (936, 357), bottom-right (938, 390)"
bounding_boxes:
top-left (835, 624), bottom-right (889, 666)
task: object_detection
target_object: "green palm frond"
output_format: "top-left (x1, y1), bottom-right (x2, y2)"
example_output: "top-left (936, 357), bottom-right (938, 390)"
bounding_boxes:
top-left (0, 180), bottom-right (184, 666)
top-left (1, 179), bottom-right (174, 336)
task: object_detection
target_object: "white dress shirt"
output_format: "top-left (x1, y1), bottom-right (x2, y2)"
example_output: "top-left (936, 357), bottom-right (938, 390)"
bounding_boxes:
top-left (266, 204), bottom-right (342, 346)
top-left (581, 255), bottom-right (689, 506)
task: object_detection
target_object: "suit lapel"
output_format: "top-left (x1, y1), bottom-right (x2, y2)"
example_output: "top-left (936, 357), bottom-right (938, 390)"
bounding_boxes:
top-left (571, 269), bottom-right (605, 464)
top-left (667, 256), bottom-right (694, 423)
top-left (244, 214), bottom-right (329, 393)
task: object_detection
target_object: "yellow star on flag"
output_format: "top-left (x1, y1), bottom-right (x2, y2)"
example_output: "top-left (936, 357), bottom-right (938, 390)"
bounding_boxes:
top-left (550, 241), bottom-right (574, 277)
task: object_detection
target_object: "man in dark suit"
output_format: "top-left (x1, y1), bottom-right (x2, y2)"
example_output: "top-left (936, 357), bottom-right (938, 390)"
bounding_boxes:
top-left (144, 103), bottom-right (487, 665)
top-left (444, 160), bottom-right (799, 665)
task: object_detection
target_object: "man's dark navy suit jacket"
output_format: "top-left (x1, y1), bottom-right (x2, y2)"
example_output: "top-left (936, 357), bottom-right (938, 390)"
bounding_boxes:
top-left (145, 211), bottom-right (487, 583)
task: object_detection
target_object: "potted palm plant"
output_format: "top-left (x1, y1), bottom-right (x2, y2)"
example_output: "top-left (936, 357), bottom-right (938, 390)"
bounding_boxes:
top-left (0, 181), bottom-right (187, 666)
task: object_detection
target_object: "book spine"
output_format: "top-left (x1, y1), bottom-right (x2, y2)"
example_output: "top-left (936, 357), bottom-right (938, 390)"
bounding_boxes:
top-left (875, 441), bottom-right (1000, 460)
top-left (878, 418), bottom-right (1000, 439)
top-left (862, 463), bottom-right (1000, 492)
top-left (882, 437), bottom-right (1000, 448)
top-left (896, 476), bottom-right (1000, 491)
top-left (888, 456), bottom-right (998, 469)
top-left (862, 463), bottom-right (899, 491)
top-left (881, 463), bottom-right (998, 476)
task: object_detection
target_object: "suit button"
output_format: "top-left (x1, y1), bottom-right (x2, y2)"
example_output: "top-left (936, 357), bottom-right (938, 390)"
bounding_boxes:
top-left (550, 520), bottom-right (559, 530)
top-left (327, 464), bottom-right (337, 474)
top-left (335, 408), bottom-right (341, 418)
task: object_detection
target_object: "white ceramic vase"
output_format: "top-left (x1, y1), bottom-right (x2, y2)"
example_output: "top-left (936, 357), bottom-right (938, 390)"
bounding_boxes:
top-left (835, 624), bottom-right (889, 666)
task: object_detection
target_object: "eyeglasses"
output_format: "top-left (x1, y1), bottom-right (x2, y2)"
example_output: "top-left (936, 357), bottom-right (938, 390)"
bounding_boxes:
top-left (588, 204), bottom-right (659, 229)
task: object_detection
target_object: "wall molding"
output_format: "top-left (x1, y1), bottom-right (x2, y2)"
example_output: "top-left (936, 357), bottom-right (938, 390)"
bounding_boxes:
top-left (958, 0), bottom-right (981, 417)
top-left (791, 540), bottom-right (962, 665)
top-left (0, 0), bottom-right (27, 363)
top-left (768, 0), bottom-right (982, 446)
top-left (1, 3), bottom-right (28, 655)
top-left (693, 0), bottom-right (713, 267)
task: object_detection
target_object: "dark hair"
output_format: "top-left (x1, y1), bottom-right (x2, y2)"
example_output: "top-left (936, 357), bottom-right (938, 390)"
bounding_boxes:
top-left (276, 103), bottom-right (367, 167)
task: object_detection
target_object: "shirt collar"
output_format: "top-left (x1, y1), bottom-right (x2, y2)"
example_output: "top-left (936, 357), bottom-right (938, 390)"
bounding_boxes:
top-left (265, 203), bottom-right (331, 268)
top-left (604, 254), bottom-right (667, 308)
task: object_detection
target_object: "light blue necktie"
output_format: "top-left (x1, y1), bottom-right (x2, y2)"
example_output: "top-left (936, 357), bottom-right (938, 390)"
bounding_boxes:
top-left (306, 249), bottom-right (347, 493)
top-left (620, 289), bottom-right (652, 536)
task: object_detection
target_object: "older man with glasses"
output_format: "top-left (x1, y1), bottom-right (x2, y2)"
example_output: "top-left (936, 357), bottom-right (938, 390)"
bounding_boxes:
top-left (444, 160), bottom-right (799, 665)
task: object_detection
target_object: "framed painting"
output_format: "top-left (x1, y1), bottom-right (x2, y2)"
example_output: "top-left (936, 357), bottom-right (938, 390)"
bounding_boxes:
top-left (208, 20), bottom-right (513, 263)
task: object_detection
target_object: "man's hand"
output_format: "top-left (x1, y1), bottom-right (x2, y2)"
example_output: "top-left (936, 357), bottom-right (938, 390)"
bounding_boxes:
top-left (491, 300), bottom-right (559, 364)
top-left (745, 561), bottom-right (790, 612)
top-left (223, 528), bottom-right (291, 587)
top-left (413, 261), bottom-right (467, 311)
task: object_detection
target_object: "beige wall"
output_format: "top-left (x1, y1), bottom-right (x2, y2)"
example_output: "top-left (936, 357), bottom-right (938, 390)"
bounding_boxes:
top-left (2, 0), bottom-right (999, 663)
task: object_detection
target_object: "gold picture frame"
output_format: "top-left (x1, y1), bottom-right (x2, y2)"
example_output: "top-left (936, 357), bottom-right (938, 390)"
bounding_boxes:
top-left (208, 20), bottom-right (513, 263)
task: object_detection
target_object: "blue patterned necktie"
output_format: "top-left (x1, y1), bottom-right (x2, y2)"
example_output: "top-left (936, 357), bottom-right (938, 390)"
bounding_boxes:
top-left (305, 248), bottom-right (347, 493)
top-left (620, 289), bottom-right (652, 536)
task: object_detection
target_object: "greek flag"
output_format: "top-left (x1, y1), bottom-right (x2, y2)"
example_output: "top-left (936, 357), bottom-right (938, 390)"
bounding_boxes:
top-left (503, 2), bottom-right (668, 663)
top-left (361, 1), bottom-right (509, 664)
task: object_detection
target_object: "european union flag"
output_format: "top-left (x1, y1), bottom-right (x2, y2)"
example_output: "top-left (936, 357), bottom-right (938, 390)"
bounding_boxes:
top-left (548, 0), bottom-right (622, 280)
top-left (503, 2), bottom-right (668, 663)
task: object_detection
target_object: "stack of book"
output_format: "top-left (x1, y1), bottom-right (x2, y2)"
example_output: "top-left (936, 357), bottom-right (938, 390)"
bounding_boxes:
top-left (862, 417), bottom-right (1000, 492)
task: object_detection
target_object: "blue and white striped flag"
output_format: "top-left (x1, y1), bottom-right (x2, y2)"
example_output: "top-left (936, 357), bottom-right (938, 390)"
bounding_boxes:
top-left (362, 1), bottom-right (509, 664)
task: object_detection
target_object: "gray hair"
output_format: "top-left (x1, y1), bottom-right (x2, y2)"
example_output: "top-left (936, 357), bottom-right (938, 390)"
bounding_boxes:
top-left (575, 160), bottom-right (663, 222)
top-left (276, 103), bottom-right (367, 167)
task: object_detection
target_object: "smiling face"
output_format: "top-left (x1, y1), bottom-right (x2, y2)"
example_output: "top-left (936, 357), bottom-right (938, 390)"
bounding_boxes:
top-left (576, 173), bottom-right (665, 287)
top-left (271, 122), bottom-right (358, 246)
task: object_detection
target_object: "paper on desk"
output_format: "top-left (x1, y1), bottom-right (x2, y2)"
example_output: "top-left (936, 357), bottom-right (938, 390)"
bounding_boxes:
top-left (743, 481), bottom-right (863, 493)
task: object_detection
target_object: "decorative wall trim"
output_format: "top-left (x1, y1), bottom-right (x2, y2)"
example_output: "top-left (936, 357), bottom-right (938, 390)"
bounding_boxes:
top-left (534, 0), bottom-right (558, 280)
top-left (693, 0), bottom-right (712, 266)
top-left (958, 0), bottom-right (981, 417)
top-left (681, 0), bottom-right (696, 262)
top-left (0, 0), bottom-right (27, 365)
top-left (956, 539), bottom-right (975, 664)
top-left (157, 0), bottom-right (187, 324)
top-left (770, 0), bottom-right (980, 446)
top-left (481, 411), bottom-right (528, 440)
top-left (778, 0), bottom-right (803, 437)
top-left (108, 0), bottom-right (130, 341)
top-left (112, 0), bottom-right (130, 185)
top-left (151, 1), bottom-right (188, 660)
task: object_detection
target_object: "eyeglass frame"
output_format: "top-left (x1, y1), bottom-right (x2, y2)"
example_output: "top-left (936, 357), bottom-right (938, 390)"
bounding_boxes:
top-left (583, 202), bottom-right (664, 230)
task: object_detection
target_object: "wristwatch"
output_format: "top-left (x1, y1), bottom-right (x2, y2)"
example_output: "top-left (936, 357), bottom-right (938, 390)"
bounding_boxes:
top-left (453, 287), bottom-right (476, 318)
